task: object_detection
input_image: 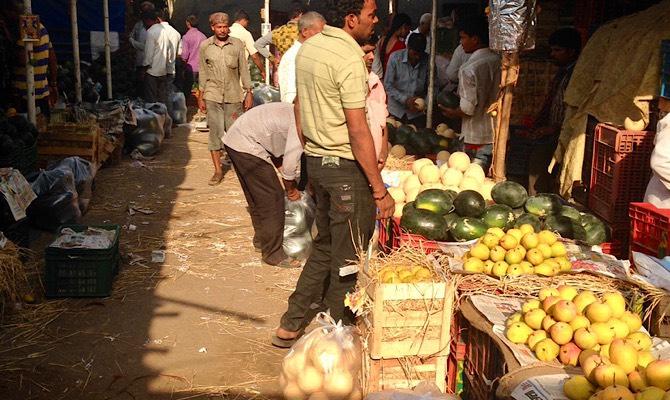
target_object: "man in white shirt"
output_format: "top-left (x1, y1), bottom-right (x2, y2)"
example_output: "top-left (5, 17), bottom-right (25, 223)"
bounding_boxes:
top-left (158, 11), bottom-right (182, 90)
top-left (277, 11), bottom-right (325, 103)
top-left (142, 10), bottom-right (181, 106)
top-left (129, 1), bottom-right (155, 96)
top-left (406, 13), bottom-right (431, 53)
top-left (439, 17), bottom-right (500, 169)
top-left (229, 10), bottom-right (266, 80)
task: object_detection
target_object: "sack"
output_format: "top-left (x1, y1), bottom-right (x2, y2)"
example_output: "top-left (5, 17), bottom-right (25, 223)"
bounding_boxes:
top-left (280, 312), bottom-right (362, 400)
top-left (27, 168), bottom-right (82, 231)
top-left (47, 157), bottom-right (96, 214)
top-left (253, 83), bottom-right (281, 106)
top-left (283, 192), bottom-right (315, 260)
top-left (169, 91), bottom-right (187, 124)
top-left (145, 102), bottom-right (173, 138)
top-left (125, 106), bottom-right (165, 156)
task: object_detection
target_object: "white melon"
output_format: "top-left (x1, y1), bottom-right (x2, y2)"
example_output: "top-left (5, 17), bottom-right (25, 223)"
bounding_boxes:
top-left (448, 151), bottom-right (471, 172)
top-left (412, 158), bottom-right (433, 175)
top-left (459, 176), bottom-right (480, 191)
top-left (464, 163), bottom-right (486, 183)
top-left (387, 187), bottom-right (405, 203)
top-left (418, 164), bottom-right (441, 184)
top-left (403, 174), bottom-right (421, 194)
top-left (441, 168), bottom-right (463, 187)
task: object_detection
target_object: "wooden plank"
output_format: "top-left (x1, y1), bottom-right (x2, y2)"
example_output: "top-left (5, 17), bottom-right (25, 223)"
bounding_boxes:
top-left (372, 284), bottom-right (385, 360)
top-left (377, 310), bottom-right (445, 328)
top-left (376, 339), bottom-right (448, 359)
top-left (38, 147), bottom-right (96, 156)
top-left (379, 282), bottom-right (447, 301)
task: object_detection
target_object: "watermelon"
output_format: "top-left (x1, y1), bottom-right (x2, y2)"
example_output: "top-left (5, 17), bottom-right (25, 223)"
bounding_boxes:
top-left (512, 207), bottom-right (525, 218)
top-left (400, 209), bottom-right (449, 241)
top-left (514, 213), bottom-right (542, 232)
top-left (560, 205), bottom-right (582, 223)
top-left (482, 204), bottom-right (515, 230)
top-left (451, 217), bottom-right (488, 242)
top-left (415, 189), bottom-right (454, 215)
top-left (453, 190), bottom-right (486, 217)
top-left (388, 123), bottom-right (398, 144)
top-left (444, 189), bottom-right (458, 201)
top-left (437, 90), bottom-right (460, 109)
top-left (395, 125), bottom-right (414, 145)
top-left (544, 214), bottom-right (576, 238)
top-left (491, 181), bottom-right (528, 208)
top-left (525, 194), bottom-right (562, 217)
top-left (580, 212), bottom-right (609, 245)
top-left (443, 212), bottom-right (459, 230)
top-left (408, 130), bottom-right (432, 156)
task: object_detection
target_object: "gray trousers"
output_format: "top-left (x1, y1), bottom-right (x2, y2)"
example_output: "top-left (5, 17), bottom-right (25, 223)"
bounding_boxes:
top-left (144, 74), bottom-right (169, 106)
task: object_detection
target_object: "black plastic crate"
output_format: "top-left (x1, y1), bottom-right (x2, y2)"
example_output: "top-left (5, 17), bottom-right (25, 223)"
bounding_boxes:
top-left (45, 225), bottom-right (121, 297)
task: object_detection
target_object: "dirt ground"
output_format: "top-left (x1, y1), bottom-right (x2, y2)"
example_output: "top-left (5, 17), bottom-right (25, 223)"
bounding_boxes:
top-left (0, 124), bottom-right (301, 399)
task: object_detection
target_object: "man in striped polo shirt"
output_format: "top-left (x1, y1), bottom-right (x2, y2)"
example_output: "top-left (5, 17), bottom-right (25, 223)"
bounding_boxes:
top-left (13, 21), bottom-right (58, 118)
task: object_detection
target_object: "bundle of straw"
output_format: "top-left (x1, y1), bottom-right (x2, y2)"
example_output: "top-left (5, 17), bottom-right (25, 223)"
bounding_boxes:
top-left (0, 241), bottom-right (29, 304)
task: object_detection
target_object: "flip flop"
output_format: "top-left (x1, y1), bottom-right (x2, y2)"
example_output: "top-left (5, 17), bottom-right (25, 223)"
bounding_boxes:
top-left (208, 173), bottom-right (224, 186)
top-left (271, 329), bottom-right (305, 348)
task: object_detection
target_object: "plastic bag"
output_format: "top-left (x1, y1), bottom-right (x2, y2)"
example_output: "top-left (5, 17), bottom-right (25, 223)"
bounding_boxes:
top-left (125, 106), bottom-right (165, 156)
top-left (280, 312), bottom-right (362, 400)
top-left (253, 83), bottom-right (281, 106)
top-left (168, 91), bottom-right (187, 124)
top-left (26, 168), bottom-right (82, 231)
top-left (283, 192), bottom-right (315, 260)
top-left (47, 157), bottom-right (96, 214)
top-left (364, 382), bottom-right (461, 400)
top-left (145, 102), bottom-right (173, 138)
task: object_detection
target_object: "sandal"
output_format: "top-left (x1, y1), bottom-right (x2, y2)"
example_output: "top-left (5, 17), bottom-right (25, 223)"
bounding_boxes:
top-left (271, 329), bottom-right (304, 348)
top-left (208, 172), bottom-right (224, 186)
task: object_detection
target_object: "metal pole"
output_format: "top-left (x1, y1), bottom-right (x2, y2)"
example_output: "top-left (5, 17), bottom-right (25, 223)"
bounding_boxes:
top-left (388, 0), bottom-right (394, 14)
top-left (24, 0), bottom-right (36, 124)
top-left (426, 0), bottom-right (437, 128)
top-left (263, 0), bottom-right (270, 85)
top-left (70, 0), bottom-right (82, 103)
top-left (103, 0), bottom-right (112, 99)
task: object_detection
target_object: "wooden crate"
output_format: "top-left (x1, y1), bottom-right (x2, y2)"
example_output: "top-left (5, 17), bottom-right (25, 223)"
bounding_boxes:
top-left (38, 123), bottom-right (100, 167)
top-left (361, 353), bottom-right (447, 394)
top-left (359, 276), bottom-right (455, 359)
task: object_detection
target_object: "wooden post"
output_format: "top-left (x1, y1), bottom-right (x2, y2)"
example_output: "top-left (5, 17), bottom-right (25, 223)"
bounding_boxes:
top-left (491, 51), bottom-right (520, 182)
top-left (70, 0), bottom-right (82, 103)
top-left (103, 0), bottom-right (112, 99)
top-left (425, 0), bottom-right (437, 128)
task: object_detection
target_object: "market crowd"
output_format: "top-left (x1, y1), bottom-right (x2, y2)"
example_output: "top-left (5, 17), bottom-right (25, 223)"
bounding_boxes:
top-left (125, 0), bottom-right (590, 347)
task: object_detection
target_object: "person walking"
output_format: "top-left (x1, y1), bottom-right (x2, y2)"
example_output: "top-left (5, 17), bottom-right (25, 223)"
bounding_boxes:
top-left (273, 0), bottom-right (394, 348)
top-left (142, 10), bottom-right (180, 106)
top-left (277, 11), bottom-right (326, 103)
top-left (198, 12), bottom-right (253, 186)
top-left (223, 102), bottom-right (304, 268)
top-left (179, 14), bottom-right (207, 95)
top-left (229, 10), bottom-right (266, 81)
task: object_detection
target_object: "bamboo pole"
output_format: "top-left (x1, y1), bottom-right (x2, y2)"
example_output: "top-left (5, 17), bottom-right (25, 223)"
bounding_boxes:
top-left (491, 51), bottom-right (520, 182)
top-left (263, 0), bottom-right (270, 85)
top-left (425, 0), bottom-right (437, 128)
top-left (70, 0), bottom-right (82, 103)
top-left (24, 0), bottom-right (35, 124)
top-left (103, 0), bottom-right (112, 99)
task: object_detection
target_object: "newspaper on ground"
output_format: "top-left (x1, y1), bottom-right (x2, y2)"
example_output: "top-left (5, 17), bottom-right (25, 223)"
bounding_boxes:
top-left (0, 168), bottom-right (36, 220)
top-left (49, 227), bottom-right (117, 250)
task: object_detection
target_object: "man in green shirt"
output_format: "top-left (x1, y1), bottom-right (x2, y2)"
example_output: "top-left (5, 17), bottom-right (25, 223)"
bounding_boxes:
top-left (272, 0), bottom-right (394, 348)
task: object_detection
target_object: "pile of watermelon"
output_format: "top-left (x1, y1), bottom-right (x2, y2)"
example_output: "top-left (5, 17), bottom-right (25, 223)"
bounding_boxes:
top-left (398, 180), bottom-right (610, 246)
top-left (387, 121), bottom-right (453, 157)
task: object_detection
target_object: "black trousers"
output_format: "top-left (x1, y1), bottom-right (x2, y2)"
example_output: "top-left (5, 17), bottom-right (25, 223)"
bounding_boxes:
top-left (225, 146), bottom-right (287, 265)
top-left (280, 156), bottom-right (376, 330)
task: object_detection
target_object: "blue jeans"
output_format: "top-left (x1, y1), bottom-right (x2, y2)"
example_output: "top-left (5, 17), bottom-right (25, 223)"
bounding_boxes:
top-left (465, 143), bottom-right (493, 170)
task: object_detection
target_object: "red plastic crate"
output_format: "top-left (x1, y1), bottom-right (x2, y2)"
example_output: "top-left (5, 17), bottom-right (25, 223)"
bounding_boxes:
top-left (380, 217), bottom-right (445, 254)
top-left (589, 124), bottom-right (655, 224)
top-left (458, 313), bottom-right (506, 400)
top-left (629, 202), bottom-right (670, 258)
top-left (600, 225), bottom-right (630, 260)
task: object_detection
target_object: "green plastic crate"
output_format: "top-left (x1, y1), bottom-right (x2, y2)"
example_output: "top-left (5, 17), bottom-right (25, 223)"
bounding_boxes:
top-left (45, 225), bottom-right (121, 297)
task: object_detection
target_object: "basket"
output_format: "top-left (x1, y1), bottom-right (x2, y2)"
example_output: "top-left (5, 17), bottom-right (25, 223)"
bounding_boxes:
top-left (629, 202), bottom-right (670, 259)
top-left (45, 224), bottom-right (121, 297)
top-left (651, 295), bottom-right (670, 338)
top-left (588, 124), bottom-right (655, 224)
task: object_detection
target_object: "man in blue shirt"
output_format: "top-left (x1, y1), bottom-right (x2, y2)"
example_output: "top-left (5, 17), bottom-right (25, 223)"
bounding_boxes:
top-left (383, 33), bottom-right (429, 126)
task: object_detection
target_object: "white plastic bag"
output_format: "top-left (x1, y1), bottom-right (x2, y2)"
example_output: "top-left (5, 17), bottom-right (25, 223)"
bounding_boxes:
top-left (280, 312), bottom-right (362, 400)
top-left (364, 382), bottom-right (461, 400)
top-left (283, 192), bottom-right (315, 260)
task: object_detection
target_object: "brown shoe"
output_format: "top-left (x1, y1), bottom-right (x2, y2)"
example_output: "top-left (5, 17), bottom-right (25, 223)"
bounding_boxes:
top-left (208, 172), bottom-right (223, 186)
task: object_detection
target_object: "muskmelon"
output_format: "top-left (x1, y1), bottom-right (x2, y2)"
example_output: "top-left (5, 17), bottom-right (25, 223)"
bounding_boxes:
top-left (459, 177), bottom-right (480, 192)
top-left (418, 164), bottom-right (441, 184)
top-left (436, 150), bottom-right (450, 164)
top-left (390, 144), bottom-right (407, 158)
top-left (448, 152), bottom-right (471, 172)
top-left (412, 158), bottom-right (433, 175)
top-left (388, 187), bottom-right (405, 203)
top-left (441, 168), bottom-right (463, 187)
top-left (403, 175), bottom-right (421, 194)
top-left (464, 164), bottom-right (486, 183)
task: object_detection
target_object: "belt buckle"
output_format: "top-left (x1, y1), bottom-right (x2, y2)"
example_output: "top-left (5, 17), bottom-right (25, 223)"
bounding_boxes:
top-left (322, 156), bottom-right (340, 167)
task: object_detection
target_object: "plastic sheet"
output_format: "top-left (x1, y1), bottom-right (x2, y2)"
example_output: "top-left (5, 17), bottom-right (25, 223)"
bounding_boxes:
top-left (169, 91), bottom-right (187, 125)
top-left (489, 0), bottom-right (537, 52)
top-left (47, 157), bottom-right (96, 214)
top-left (365, 382), bottom-right (461, 400)
top-left (280, 312), bottom-right (362, 400)
top-left (283, 192), bottom-right (315, 260)
top-left (253, 83), bottom-right (281, 106)
top-left (124, 106), bottom-right (165, 157)
top-left (27, 168), bottom-right (82, 231)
